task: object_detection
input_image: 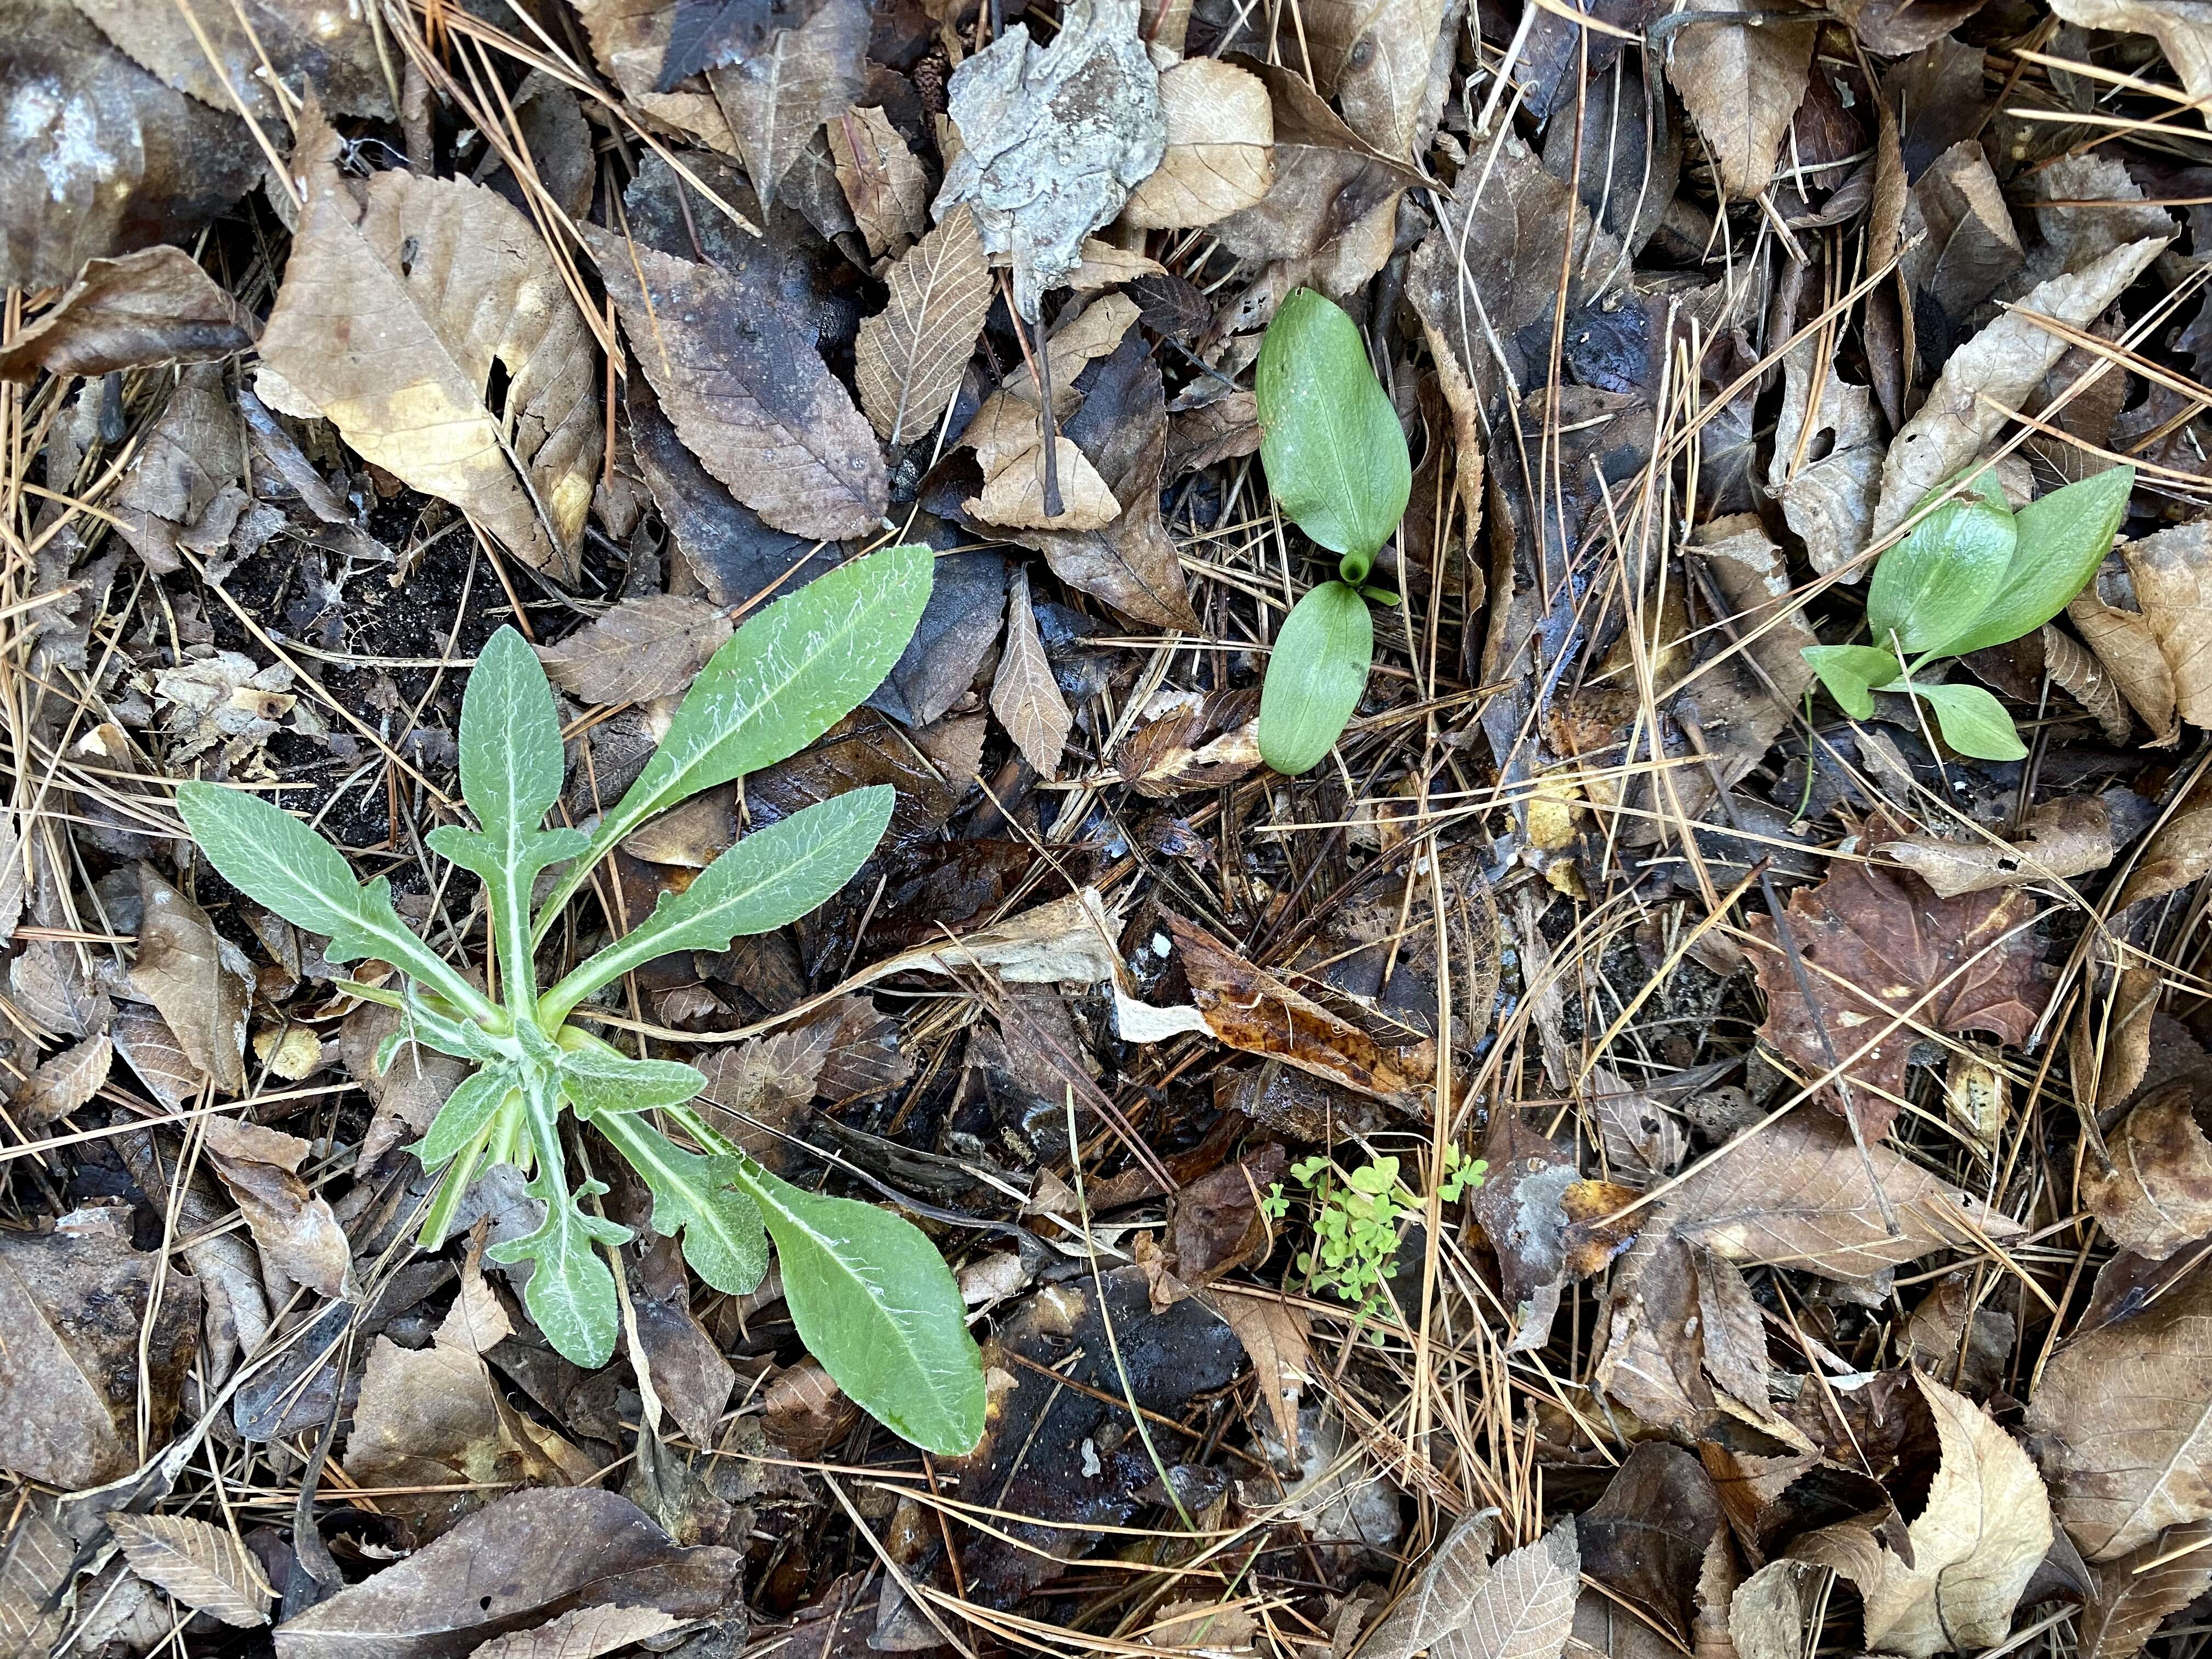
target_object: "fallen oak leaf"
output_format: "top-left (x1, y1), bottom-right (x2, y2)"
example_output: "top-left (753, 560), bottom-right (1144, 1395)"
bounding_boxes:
top-left (1747, 853), bottom-right (2050, 1141)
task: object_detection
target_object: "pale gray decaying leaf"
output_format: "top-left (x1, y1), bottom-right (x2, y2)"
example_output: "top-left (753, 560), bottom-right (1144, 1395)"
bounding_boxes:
top-left (936, 0), bottom-right (1167, 320)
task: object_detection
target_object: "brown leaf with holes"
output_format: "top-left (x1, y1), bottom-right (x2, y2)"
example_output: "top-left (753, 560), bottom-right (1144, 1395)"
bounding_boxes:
top-left (537, 594), bottom-right (733, 706)
top-left (588, 226), bottom-right (887, 542)
top-left (855, 205), bottom-right (996, 444)
top-left (109, 1512), bottom-right (270, 1628)
top-left (1881, 790), bottom-right (2152, 898)
top-left (1747, 855), bottom-right (2050, 1140)
top-left (1167, 912), bottom-right (1429, 1111)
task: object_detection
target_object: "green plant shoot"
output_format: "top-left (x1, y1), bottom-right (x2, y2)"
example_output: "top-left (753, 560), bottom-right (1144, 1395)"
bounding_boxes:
top-left (1261, 1149), bottom-right (1485, 1328)
top-left (1802, 465), bottom-right (2134, 761)
top-left (1255, 287), bottom-right (1410, 775)
top-left (175, 544), bottom-right (988, 1456)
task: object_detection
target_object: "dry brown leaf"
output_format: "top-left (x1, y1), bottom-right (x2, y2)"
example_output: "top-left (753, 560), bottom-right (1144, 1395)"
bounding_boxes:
top-left (855, 205), bottom-right (995, 445)
top-left (1747, 856), bottom-right (2050, 1140)
top-left (969, 435), bottom-right (1123, 529)
top-left (0, 246), bottom-right (257, 382)
top-left (571, 0), bottom-right (737, 151)
top-left (764, 1355), bottom-right (860, 1455)
top-left (1068, 236), bottom-right (1169, 289)
top-left (1120, 59), bottom-right (1274, 231)
top-left (107, 362), bottom-right (242, 575)
top-left (1768, 341), bottom-right (1882, 577)
top-left (2078, 1520), bottom-right (2212, 1659)
top-left (1579, 1444), bottom-right (1725, 1645)
top-left (2083, 1082), bottom-right (2212, 1260)
top-left (1291, 0), bottom-right (1449, 159)
top-left (2114, 523), bottom-right (2212, 732)
top-left (1200, 1289), bottom-right (1310, 1454)
top-left (1904, 1274), bottom-right (2018, 1397)
top-left (1791, 1374), bottom-right (2051, 1655)
top-left (1872, 236), bottom-right (2167, 541)
top-left (1167, 912), bottom-right (1429, 1111)
top-left (15, 1032), bottom-right (112, 1130)
top-left (829, 104), bottom-right (928, 258)
top-left (1594, 1232), bottom-right (1803, 1443)
top-left (1664, 0), bottom-right (1817, 199)
top-left (588, 227), bottom-right (887, 542)
top-left (704, 0), bottom-right (870, 202)
top-left (991, 566), bottom-right (1074, 777)
top-left (1728, 1560), bottom-right (1827, 1659)
top-left (537, 594), bottom-right (733, 706)
top-left (1360, 1513), bottom-right (1497, 1659)
top-left (257, 101), bottom-right (596, 578)
top-left (201, 1115), bottom-right (353, 1300)
top-left (1436, 1522), bottom-right (1580, 1659)
top-left (1836, 0), bottom-right (1988, 52)
top-left (936, 0), bottom-right (1166, 318)
top-left (2027, 1254), bottom-right (2212, 1561)
top-left (468, 1606), bottom-right (683, 1659)
top-left (72, 0), bottom-right (387, 125)
top-left (1881, 791), bottom-right (2150, 898)
top-left (112, 1004), bottom-right (206, 1108)
top-left (0, 1204), bottom-right (198, 1488)
top-left (1115, 689), bottom-right (1263, 795)
top-left (2047, 0), bottom-right (2212, 120)
top-left (2040, 620), bottom-right (2135, 743)
top-left (1901, 140), bottom-right (2022, 336)
top-left (133, 862), bottom-right (252, 1096)
top-left (1587, 1062), bottom-right (1684, 1185)
top-left (108, 1511), bottom-right (270, 1628)
top-left (2115, 791), bottom-right (2212, 911)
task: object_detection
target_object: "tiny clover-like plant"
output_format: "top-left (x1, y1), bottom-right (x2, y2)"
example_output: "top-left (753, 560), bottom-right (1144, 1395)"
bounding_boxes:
top-left (1802, 465), bottom-right (2135, 763)
top-left (1262, 1149), bottom-right (1486, 1326)
top-left (1254, 287), bottom-right (1412, 776)
top-left (174, 544), bottom-right (990, 1455)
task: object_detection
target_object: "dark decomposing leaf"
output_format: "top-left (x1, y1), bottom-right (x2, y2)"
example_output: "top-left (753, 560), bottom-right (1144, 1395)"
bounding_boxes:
top-left (1469, 1110), bottom-right (1639, 1351)
top-left (1747, 854), bottom-right (2051, 1140)
top-left (706, 0), bottom-right (871, 205)
top-left (132, 861), bottom-right (253, 1095)
top-left (0, 246), bottom-right (258, 382)
top-left (588, 225), bottom-right (888, 543)
top-left (936, 0), bottom-right (1166, 318)
top-left (1116, 688), bottom-right (1262, 796)
top-left (1578, 1443), bottom-right (1726, 1644)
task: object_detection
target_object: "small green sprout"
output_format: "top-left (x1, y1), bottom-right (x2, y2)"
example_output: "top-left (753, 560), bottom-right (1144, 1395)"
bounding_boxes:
top-left (1262, 1149), bottom-right (1487, 1324)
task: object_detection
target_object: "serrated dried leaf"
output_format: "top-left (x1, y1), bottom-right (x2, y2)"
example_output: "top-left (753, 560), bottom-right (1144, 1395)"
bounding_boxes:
top-left (704, 0), bottom-right (869, 201)
top-left (1294, 0), bottom-right (1449, 157)
top-left (201, 1115), bottom-right (353, 1300)
top-left (108, 1512), bottom-right (270, 1628)
top-left (587, 227), bottom-right (887, 541)
top-left (990, 567), bottom-right (1074, 777)
top-left (256, 100), bottom-right (597, 578)
top-left (1437, 1523), bottom-right (1579, 1659)
top-left (828, 104), bottom-right (928, 258)
top-left (1360, 1512), bottom-right (1496, 1659)
top-left (1664, 0), bottom-right (1816, 199)
top-left (936, 0), bottom-right (1166, 319)
top-left (0, 808), bottom-right (20, 947)
top-left (537, 594), bottom-right (733, 707)
top-left (855, 204), bottom-right (995, 445)
top-left (1747, 856), bottom-right (2050, 1141)
top-left (1729, 1560), bottom-right (1826, 1659)
top-left (111, 1004), bottom-right (206, 1108)
top-left (16, 1033), bottom-right (112, 1130)
top-left (1120, 58), bottom-right (1274, 231)
top-left (133, 862), bottom-right (252, 1096)
top-left (469, 1605), bottom-right (683, 1659)
top-left (0, 246), bottom-right (258, 382)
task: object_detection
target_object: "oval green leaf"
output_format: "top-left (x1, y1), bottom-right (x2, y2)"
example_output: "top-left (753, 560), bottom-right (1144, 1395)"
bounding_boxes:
top-left (1802, 644), bottom-right (1903, 720)
top-left (1866, 497), bottom-right (2016, 655)
top-left (1909, 681), bottom-right (2028, 761)
top-left (736, 1163), bottom-right (986, 1454)
top-left (1940, 465), bottom-right (2134, 658)
top-left (1256, 288), bottom-right (1410, 569)
top-left (1259, 581), bottom-right (1374, 776)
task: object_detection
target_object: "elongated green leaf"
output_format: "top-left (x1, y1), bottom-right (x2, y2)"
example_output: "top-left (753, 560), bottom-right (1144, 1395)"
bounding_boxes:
top-left (1866, 497), bottom-right (2016, 654)
top-left (1907, 681), bottom-right (2028, 761)
top-left (541, 789), bottom-right (893, 1024)
top-left (1802, 644), bottom-right (1902, 720)
top-left (1257, 289), bottom-right (1410, 580)
top-left (415, 1064), bottom-right (517, 1168)
top-left (487, 1064), bottom-right (628, 1367)
top-left (1940, 466), bottom-right (2135, 657)
top-left (535, 545), bottom-right (933, 936)
top-left (176, 782), bottom-right (498, 1023)
top-left (1259, 581), bottom-right (1373, 775)
top-left (592, 1111), bottom-right (769, 1296)
top-left (735, 1161), bottom-right (985, 1454)
top-left (556, 1045), bottom-right (707, 1119)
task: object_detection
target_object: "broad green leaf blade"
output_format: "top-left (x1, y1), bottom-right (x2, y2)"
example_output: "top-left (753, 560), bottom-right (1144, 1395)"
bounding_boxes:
top-left (540, 789), bottom-right (894, 1024)
top-left (486, 1065), bottom-right (629, 1367)
top-left (1942, 466), bottom-right (2135, 657)
top-left (1259, 581), bottom-right (1374, 775)
top-left (460, 627), bottom-right (568, 841)
top-left (1802, 645), bottom-right (1901, 720)
top-left (592, 1111), bottom-right (769, 1295)
top-left (556, 1046), bottom-right (707, 1119)
top-left (415, 1063), bottom-right (517, 1167)
top-left (1866, 498), bottom-right (2016, 654)
top-left (1256, 289), bottom-right (1411, 578)
top-left (537, 545), bottom-right (933, 936)
top-left (736, 1162), bottom-right (985, 1454)
top-left (175, 782), bottom-right (498, 1023)
top-left (1909, 681), bottom-right (2028, 761)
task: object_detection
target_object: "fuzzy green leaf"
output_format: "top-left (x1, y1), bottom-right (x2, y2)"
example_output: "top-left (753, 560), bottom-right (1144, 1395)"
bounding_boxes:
top-left (536, 545), bottom-right (933, 935)
top-left (1259, 580), bottom-right (1373, 775)
top-left (1256, 288), bottom-right (1410, 579)
top-left (592, 1111), bottom-right (769, 1296)
top-left (735, 1161), bottom-right (985, 1454)
top-left (1940, 466), bottom-right (2135, 657)
top-left (487, 1064), bottom-right (629, 1367)
top-left (555, 1045), bottom-right (708, 1119)
top-left (1908, 681), bottom-right (2028, 761)
top-left (1802, 644), bottom-right (1903, 720)
top-left (539, 789), bottom-right (894, 1024)
top-left (1866, 496), bottom-right (2017, 655)
top-left (175, 782), bottom-right (497, 1023)
top-left (415, 1063), bottom-right (517, 1168)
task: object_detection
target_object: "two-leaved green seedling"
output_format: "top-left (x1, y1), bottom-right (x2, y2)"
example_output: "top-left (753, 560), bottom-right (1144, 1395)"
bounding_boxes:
top-left (175, 544), bottom-right (988, 1455)
top-left (1803, 465), bottom-right (2135, 761)
top-left (1254, 288), bottom-right (1412, 776)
